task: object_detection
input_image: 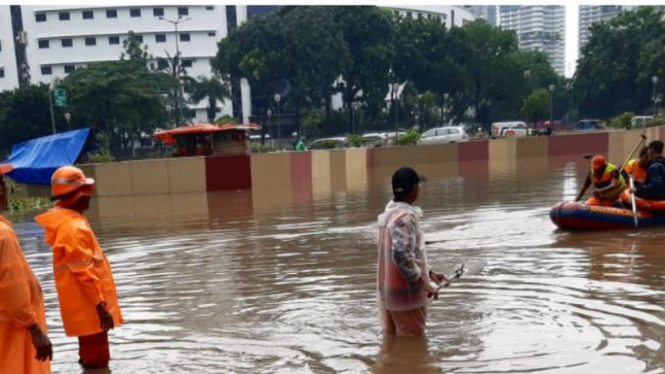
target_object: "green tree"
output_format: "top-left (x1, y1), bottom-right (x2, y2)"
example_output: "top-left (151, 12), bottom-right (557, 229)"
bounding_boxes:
top-left (121, 31), bottom-right (151, 63)
top-left (522, 88), bottom-right (551, 122)
top-left (575, 6), bottom-right (665, 118)
top-left (189, 75), bottom-right (232, 123)
top-left (156, 51), bottom-right (195, 126)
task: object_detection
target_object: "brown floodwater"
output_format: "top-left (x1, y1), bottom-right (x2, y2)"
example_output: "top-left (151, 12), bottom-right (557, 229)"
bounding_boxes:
top-left (9, 157), bottom-right (665, 374)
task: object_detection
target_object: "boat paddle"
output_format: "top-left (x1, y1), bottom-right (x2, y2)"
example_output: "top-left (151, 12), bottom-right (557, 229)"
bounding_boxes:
top-left (629, 175), bottom-right (639, 228)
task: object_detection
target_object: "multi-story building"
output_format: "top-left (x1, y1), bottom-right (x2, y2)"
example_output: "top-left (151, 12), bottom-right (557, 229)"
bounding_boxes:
top-left (463, 6), bottom-right (497, 26)
top-left (389, 6), bottom-right (474, 27)
top-left (498, 6), bottom-right (565, 76)
top-left (578, 5), bottom-right (635, 53)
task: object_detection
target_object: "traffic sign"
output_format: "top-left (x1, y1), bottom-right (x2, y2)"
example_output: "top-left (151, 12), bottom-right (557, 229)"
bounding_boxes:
top-left (54, 89), bottom-right (67, 108)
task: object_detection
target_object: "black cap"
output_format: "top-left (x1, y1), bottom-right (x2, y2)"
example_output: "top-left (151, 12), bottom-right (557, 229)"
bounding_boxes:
top-left (392, 167), bottom-right (425, 197)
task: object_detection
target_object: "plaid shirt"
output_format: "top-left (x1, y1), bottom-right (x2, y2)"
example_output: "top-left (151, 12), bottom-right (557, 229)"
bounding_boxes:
top-left (377, 201), bottom-right (431, 311)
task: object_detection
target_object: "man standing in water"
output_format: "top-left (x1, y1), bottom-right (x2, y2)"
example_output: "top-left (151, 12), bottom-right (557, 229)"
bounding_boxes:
top-left (377, 167), bottom-right (447, 337)
top-left (36, 166), bottom-right (123, 369)
top-left (0, 168), bottom-right (52, 374)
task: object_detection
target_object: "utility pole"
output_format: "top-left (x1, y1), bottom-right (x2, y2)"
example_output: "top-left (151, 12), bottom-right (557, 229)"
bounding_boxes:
top-left (160, 15), bottom-right (191, 127)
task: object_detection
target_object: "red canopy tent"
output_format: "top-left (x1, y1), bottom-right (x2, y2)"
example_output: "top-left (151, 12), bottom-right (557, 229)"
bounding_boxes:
top-left (153, 123), bottom-right (261, 145)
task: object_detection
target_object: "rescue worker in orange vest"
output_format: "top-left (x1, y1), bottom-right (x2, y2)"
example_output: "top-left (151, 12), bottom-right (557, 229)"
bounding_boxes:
top-left (35, 166), bottom-right (123, 369)
top-left (377, 167), bottom-right (447, 337)
top-left (0, 168), bottom-right (53, 374)
top-left (622, 147), bottom-right (649, 187)
top-left (575, 155), bottom-right (626, 206)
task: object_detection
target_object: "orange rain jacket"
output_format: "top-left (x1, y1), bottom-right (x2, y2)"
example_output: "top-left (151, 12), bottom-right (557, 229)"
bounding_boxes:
top-left (0, 215), bottom-right (51, 374)
top-left (35, 208), bottom-right (123, 337)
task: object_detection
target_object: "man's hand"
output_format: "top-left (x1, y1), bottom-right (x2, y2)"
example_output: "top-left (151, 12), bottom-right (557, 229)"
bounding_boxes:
top-left (97, 303), bottom-right (114, 332)
top-left (420, 277), bottom-right (439, 300)
top-left (430, 271), bottom-right (448, 286)
top-left (28, 324), bottom-right (52, 362)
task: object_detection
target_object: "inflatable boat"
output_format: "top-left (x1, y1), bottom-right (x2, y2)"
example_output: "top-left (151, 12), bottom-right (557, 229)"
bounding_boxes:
top-left (619, 190), bottom-right (665, 212)
top-left (550, 202), bottom-right (665, 230)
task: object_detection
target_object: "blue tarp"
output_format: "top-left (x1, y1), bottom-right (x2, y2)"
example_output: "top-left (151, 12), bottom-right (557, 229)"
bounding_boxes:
top-left (1, 128), bottom-right (91, 185)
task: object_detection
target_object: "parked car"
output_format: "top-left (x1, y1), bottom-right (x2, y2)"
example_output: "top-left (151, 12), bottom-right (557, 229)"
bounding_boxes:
top-left (631, 116), bottom-right (654, 129)
top-left (308, 137), bottom-right (347, 150)
top-left (577, 119), bottom-right (603, 131)
top-left (491, 121), bottom-right (528, 138)
top-left (362, 133), bottom-right (390, 147)
top-left (419, 126), bottom-right (469, 145)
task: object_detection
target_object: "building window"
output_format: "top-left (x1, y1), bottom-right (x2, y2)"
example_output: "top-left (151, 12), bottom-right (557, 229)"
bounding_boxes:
top-left (179, 33), bottom-right (190, 42)
top-left (206, 6), bottom-right (214, 10)
top-left (0, 69), bottom-right (5, 78)
top-left (82, 10), bottom-right (94, 20)
top-left (178, 7), bottom-right (189, 16)
top-left (41, 66), bottom-right (52, 75)
top-left (406, 11), bottom-right (412, 18)
top-left (85, 37), bottom-right (96, 46)
top-left (59, 12), bottom-right (70, 21)
top-left (62, 39), bottom-right (73, 48)
top-left (417, 13), bottom-right (423, 19)
top-left (64, 65), bottom-right (75, 74)
top-left (394, 10), bottom-right (399, 16)
top-left (208, 32), bottom-right (216, 37)
top-left (38, 40), bottom-right (49, 49)
top-left (153, 7), bottom-right (164, 17)
top-left (36, 13), bottom-right (46, 22)
top-left (135, 35), bottom-right (143, 43)
top-left (109, 36), bottom-right (120, 45)
top-left (106, 9), bottom-right (117, 18)
top-left (157, 59), bottom-right (168, 70)
top-left (182, 59), bottom-right (193, 68)
top-left (130, 8), bottom-right (141, 17)
top-left (156, 34), bottom-right (166, 43)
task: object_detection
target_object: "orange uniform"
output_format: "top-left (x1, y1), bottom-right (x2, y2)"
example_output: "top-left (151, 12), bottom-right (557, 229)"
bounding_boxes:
top-left (35, 208), bottom-right (123, 338)
top-left (0, 215), bottom-right (51, 374)
top-left (624, 159), bottom-right (648, 184)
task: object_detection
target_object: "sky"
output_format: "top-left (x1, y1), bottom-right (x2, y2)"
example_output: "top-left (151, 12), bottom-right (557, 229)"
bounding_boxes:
top-left (565, 5), bottom-right (579, 78)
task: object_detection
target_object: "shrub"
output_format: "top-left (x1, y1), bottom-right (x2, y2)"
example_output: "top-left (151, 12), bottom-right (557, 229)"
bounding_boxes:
top-left (347, 134), bottom-right (367, 148)
top-left (89, 149), bottom-right (116, 163)
top-left (251, 143), bottom-right (280, 153)
top-left (397, 130), bottom-right (421, 146)
top-left (7, 197), bottom-right (51, 212)
top-left (609, 112), bottom-right (634, 129)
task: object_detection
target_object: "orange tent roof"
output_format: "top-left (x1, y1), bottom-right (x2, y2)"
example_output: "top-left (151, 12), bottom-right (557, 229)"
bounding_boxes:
top-left (153, 123), bottom-right (261, 145)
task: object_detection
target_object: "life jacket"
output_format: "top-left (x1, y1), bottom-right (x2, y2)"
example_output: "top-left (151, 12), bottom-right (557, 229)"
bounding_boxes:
top-left (625, 159), bottom-right (648, 184)
top-left (591, 162), bottom-right (626, 200)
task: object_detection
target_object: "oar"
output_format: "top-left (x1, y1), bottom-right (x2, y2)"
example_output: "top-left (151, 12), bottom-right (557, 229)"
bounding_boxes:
top-left (629, 176), bottom-right (639, 228)
top-left (436, 264), bottom-right (466, 290)
top-left (619, 134), bottom-right (647, 173)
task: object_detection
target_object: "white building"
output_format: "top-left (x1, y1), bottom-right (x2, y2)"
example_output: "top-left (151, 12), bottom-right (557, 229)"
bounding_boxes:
top-left (1, 5), bottom-right (261, 124)
top-left (579, 5), bottom-right (635, 53)
top-left (463, 6), bottom-right (497, 26)
top-left (388, 6), bottom-right (474, 28)
top-left (498, 6), bottom-right (565, 76)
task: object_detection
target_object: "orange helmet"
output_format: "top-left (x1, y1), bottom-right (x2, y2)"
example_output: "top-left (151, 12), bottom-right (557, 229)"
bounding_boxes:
top-left (591, 155), bottom-right (607, 171)
top-left (51, 166), bottom-right (95, 199)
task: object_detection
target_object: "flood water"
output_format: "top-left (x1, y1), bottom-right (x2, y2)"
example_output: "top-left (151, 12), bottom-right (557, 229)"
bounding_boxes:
top-left (9, 157), bottom-right (665, 374)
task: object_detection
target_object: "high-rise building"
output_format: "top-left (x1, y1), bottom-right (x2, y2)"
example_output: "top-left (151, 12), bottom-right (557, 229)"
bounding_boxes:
top-left (463, 6), bottom-right (497, 26)
top-left (499, 6), bottom-right (566, 76)
top-left (578, 6), bottom-right (635, 53)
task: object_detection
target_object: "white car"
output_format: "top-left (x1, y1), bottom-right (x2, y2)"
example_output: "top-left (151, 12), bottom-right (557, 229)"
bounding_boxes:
top-left (491, 121), bottom-right (529, 138)
top-left (631, 116), bottom-right (654, 129)
top-left (362, 133), bottom-right (390, 147)
top-left (308, 137), bottom-right (347, 150)
top-left (419, 126), bottom-right (469, 145)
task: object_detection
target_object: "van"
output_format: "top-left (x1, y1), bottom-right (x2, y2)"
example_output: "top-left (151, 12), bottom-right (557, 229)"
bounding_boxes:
top-left (491, 122), bottom-right (528, 138)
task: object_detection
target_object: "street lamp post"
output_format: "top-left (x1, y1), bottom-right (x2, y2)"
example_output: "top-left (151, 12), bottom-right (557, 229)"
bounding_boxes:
top-left (267, 109), bottom-right (273, 147)
top-left (549, 84), bottom-right (555, 126)
top-left (274, 94), bottom-right (281, 144)
top-left (159, 15), bottom-right (191, 127)
top-left (652, 76), bottom-right (659, 110)
top-left (165, 104), bottom-right (173, 128)
top-left (392, 83), bottom-right (400, 143)
top-left (64, 112), bottom-right (71, 130)
top-left (48, 81), bottom-right (56, 134)
top-left (443, 93), bottom-right (449, 126)
top-left (523, 70), bottom-right (531, 135)
top-left (351, 101), bottom-right (361, 134)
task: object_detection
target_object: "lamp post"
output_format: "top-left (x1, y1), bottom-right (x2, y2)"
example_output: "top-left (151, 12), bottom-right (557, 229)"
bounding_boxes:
top-left (549, 84), bottom-right (555, 126)
top-left (274, 94), bottom-right (281, 143)
top-left (443, 93), bottom-right (449, 126)
top-left (351, 101), bottom-right (361, 134)
top-left (652, 76), bottom-right (659, 110)
top-left (267, 109), bottom-right (273, 147)
top-left (165, 104), bottom-right (172, 128)
top-left (48, 81), bottom-right (57, 134)
top-left (159, 15), bottom-right (191, 127)
top-left (523, 70), bottom-right (531, 135)
top-left (392, 82), bottom-right (400, 143)
top-left (64, 112), bottom-right (71, 130)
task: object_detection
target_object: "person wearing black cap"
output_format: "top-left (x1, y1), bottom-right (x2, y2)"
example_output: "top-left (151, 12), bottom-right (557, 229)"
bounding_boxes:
top-left (376, 167), bottom-right (447, 337)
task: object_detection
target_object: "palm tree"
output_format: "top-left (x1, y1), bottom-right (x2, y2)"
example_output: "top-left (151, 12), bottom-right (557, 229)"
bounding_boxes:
top-left (189, 75), bottom-right (232, 123)
top-left (155, 51), bottom-right (195, 126)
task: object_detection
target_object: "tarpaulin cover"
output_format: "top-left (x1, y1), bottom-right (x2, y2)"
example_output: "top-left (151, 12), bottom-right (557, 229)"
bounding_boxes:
top-left (154, 123), bottom-right (261, 145)
top-left (0, 128), bottom-right (91, 185)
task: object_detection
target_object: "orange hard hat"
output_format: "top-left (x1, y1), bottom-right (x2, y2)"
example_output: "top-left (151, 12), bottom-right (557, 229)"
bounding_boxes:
top-left (51, 166), bottom-right (95, 199)
top-left (591, 155), bottom-right (607, 171)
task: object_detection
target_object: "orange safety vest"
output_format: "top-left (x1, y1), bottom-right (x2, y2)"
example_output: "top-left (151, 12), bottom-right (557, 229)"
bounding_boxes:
top-left (591, 163), bottom-right (626, 200)
top-left (0, 216), bottom-right (50, 374)
top-left (35, 208), bottom-right (123, 337)
top-left (625, 159), bottom-right (648, 184)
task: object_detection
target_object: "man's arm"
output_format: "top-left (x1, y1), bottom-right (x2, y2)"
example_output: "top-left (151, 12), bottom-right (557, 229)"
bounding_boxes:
top-left (575, 175), bottom-right (592, 202)
top-left (637, 164), bottom-right (665, 199)
top-left (596, 170), bottom-right (621, 194)
top-left (391, 216), bottom-right (422, 282)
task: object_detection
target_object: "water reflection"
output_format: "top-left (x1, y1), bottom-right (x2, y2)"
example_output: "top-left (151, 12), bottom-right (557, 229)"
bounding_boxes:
top-left (6, 157), bottom-right (665, 373)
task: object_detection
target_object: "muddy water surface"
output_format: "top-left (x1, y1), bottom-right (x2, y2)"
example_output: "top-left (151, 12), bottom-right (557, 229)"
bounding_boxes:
top-left (10, 157), bottom-right (665, 374)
